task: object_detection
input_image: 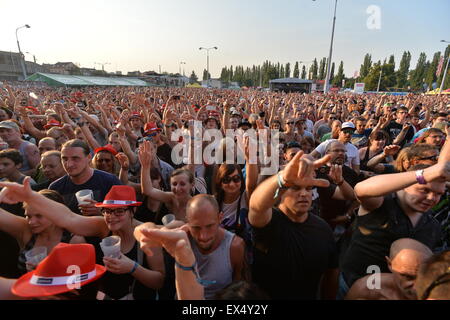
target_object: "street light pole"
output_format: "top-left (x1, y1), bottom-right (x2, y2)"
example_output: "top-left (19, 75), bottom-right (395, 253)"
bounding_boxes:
top-left (376, 68), bottom-right (382, 92)
top-left (439, 40), bottom-right (450, 93)
top-left (16, 24), bottom-right (30, 80)
top-left (179, 61), bottom-right (186, 75)
top-left (199, 47), bottom-right (218, 87)
top-left (321, 0), bottom-right (338, 93)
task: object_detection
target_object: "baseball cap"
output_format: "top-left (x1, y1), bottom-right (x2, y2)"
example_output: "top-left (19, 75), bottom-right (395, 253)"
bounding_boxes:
top-left (341, 122), bottom-right (355, 130)
top-left (0, 120), bottom-right (20, 131)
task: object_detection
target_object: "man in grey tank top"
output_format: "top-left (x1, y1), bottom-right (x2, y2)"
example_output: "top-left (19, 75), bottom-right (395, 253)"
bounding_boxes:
top-left (186, 194), bottom-right (246, 300)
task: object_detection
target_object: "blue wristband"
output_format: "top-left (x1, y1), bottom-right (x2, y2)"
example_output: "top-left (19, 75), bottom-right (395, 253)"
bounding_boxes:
top-left (129, 261), bottom-right (139, 274)
top-left (175, 261), bottom-right (216, 286)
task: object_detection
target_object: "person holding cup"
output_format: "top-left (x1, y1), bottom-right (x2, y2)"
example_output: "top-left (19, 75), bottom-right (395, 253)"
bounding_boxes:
top-left (0, 189), bottom-right (75, 276)
top-left (0, 180), bottom-right (165, 300)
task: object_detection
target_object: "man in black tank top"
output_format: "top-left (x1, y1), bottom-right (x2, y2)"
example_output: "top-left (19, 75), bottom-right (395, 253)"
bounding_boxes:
top-left (249, 152), bottom-right (339, 299)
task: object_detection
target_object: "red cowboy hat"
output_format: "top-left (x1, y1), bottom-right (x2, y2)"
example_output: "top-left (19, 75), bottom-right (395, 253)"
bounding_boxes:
top-left (25, 106), bottom-right (40, 115)
top-left (95, 185), bottom-right (142, 208)
top-left (94, 144), bottom-right (118, 156)
top-left (143, 122), bottom-right (162, 136)
top-left (43, 119), bottom-right (63, 130)
top-left (130, 112), bottom-right (143, 119)
top-left (12, 243), bottom-right (105, 298)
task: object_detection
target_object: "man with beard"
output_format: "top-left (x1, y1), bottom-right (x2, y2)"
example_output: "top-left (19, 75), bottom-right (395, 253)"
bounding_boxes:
top-left (316, 141), bottom-right (359, 230)
top-left (186, 194), bottom-right (246, 299)
top-left (311, 122), bottom-right (360, 174)
top-left (338, 142), bottom-right (449, 299)
top-left (345, 238), bottom-right (432, 300)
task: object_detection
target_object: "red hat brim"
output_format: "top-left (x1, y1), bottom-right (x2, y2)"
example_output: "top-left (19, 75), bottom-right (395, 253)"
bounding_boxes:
top-left (94, 202), bottom-right (142, 208)
top-left (12, 264), bottom-right (106, 298)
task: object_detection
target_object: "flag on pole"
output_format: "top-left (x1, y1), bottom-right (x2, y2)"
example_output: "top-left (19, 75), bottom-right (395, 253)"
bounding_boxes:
top-left (436, 55), bottom-right (444, 77)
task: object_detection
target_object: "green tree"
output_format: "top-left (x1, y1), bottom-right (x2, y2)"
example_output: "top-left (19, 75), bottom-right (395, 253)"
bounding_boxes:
top-left (332, 61), bottom-right (345, 87)
top-left (318, 57), bottom-right (327, 79)
top-left (285, 63), bottom-right (291, 78)
top-left (301, 65), bottom-right (307, 79)
top-left (396, 51), bottom-right (411, 89)
top-left (280, 64), bottom-right (285, 79)
top-left (363, 61), bottom-right (382, 91)
top-left (293, 62), bottom-right (300, 78)
top-left (310, 58), bottom-right (318, 80)
top-left (360, 54), bottom-right (372, 79)
top-left (410, 52), bottom-right (428, 90)
top-left (380, 55), bottom-right (396, 90)
top-left (330, 62), bottom-right (335, 83)
top-left (425, 51), bottom-right (441, 89)
top-left (189, 70), bottom-right (198, 84)
top-left (202, 69), bottom-right (211, 81)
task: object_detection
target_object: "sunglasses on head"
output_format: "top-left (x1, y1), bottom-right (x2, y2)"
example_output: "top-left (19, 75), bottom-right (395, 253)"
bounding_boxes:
top-left (222, 175), bottom-right (241, 184)
top-left (418, 154), bottom-right (438, 161)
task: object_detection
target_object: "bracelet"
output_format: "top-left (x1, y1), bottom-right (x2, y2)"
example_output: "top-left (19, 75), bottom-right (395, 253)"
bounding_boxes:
top-left (175, 261), bottom-right (216, 286)
top-left (128, 261), bottom-right (139, 274)
top-left (415, 170), bottom-right (427, 185)
top-left (274, 172), bottom-right (288, 199)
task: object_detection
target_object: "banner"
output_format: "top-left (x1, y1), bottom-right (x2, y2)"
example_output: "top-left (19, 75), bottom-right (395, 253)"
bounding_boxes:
top-left (354, 82), bottom-right (365, 94)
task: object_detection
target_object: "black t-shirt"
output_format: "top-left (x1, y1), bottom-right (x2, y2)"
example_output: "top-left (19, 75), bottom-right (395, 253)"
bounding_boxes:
top-left (157, 143), bottom-right (174, 168)
top-left (49, 169), bottom-right (122, 214)
top-left (251, 208), bottom-right (338, 299)
top-left (385, 121), bottom-right (414, 147)
top-left (316, 166), bottom-right (361, 226)
top-left (341, 193), bottom-right (441, 287)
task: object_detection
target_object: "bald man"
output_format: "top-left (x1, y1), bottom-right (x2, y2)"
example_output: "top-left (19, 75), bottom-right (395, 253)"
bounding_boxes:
top-left (186, 194), bottom-right (246, 300)
top-left (38, 137), bottom-right (56, 155)
top-left (345, 238), bottom-right (432, 300)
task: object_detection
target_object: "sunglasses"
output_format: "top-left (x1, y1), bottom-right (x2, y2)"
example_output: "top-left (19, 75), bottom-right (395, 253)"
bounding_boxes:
top-left (101, 208), bottom-right (129, 217)
top-left (418, 155), bottom-right (438, 162)
top-left (222, 175), bottom-right (241, 184)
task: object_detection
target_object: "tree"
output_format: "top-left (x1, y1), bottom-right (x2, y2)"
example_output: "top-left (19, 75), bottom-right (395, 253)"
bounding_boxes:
top-left (318, 57), bottom-right (327, 80)
top-left (380, 55), bottom-right (396, 90)
top-left (189, 71), bottom-right (198, 84)
top-left (360, 54), bottom-right (372, 79)
top-left (363, 61), bottom-right (382, 91)
top-left (293, 62), bottom-right (300, 78)
top-left (285, 63), bottom-right (291, 78)
top-left (410, 52), bottom-right (428, 90)
top-left (332, 61), bottom-right (345, 87)
top-left (330, 62), bottom-right (335, 83)
top-left (396, 51), bottom-right (411, 89)
top-left (310, 58), bottom-right (318, 80)
top-left (301, 65), bottom-right (307, 79)
top-left (202, 69), bottom-right (211, 81)
top-left (280, 64), bottom-right (285, 79)
top-left (425, 51), bottom-right (441, 89)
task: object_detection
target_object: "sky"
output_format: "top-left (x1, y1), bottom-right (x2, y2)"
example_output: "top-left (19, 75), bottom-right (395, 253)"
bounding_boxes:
top-left (1, 0), bottom-right (449, 78)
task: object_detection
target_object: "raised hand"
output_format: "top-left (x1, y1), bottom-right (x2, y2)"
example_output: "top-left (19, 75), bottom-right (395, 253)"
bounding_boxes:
top-left (383, 145), bottom-right (400, 157)
top-left (282, 151), bottom-right (331, 188)
top-left (0, 176), bottom-right (33, 204)
top-left (116, 152), bottom-right (129, 170)
top-left (328, 164), bottom-right (344, 185)
top-left (138, 140), bottom-right (153, 168)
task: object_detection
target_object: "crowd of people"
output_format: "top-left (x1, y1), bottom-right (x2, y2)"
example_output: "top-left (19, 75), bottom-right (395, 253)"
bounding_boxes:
top-left (0, 82), bottom-right (448, 300)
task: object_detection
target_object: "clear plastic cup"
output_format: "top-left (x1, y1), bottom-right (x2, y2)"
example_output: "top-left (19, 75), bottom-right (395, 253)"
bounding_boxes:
top-left (161, 214), bottom-right (176, 226)
top-left (100, 236), bottom-right (121, 259)
top-left (75, 189), bottom-right (93, 205)
top-left (25, 246), bottom-right (47, 271)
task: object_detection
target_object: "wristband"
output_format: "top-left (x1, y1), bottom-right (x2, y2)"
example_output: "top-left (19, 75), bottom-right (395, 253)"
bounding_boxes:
top-left (415, 170), bottom-right (427, 185)
top-left (128, 261), bottom-right (139, 274)
top-left (175, 261), bottom-right (216, 286)
top-left (274, 172), bottom-right (289, 199)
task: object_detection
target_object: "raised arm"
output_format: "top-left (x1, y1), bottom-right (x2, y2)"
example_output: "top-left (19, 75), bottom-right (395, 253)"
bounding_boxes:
top-left (139, 140), bottom-right (174, 205)
top-left (133, 224), bottom-right (204, 300)
top-left (354, 161), bottom-right (450, 214)
top-left (0, 178), bottom-right (108, 238)
top-left (0, 207), bottom-right (29, 247)
top-left (249, 151), bottom-right (330, 228)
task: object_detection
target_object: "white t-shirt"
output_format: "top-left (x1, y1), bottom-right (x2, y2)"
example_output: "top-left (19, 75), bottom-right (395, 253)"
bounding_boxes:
top-left (314, 139), bottom-right (360, 168)
top-left (221, 191), bottom-right (248, 228)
